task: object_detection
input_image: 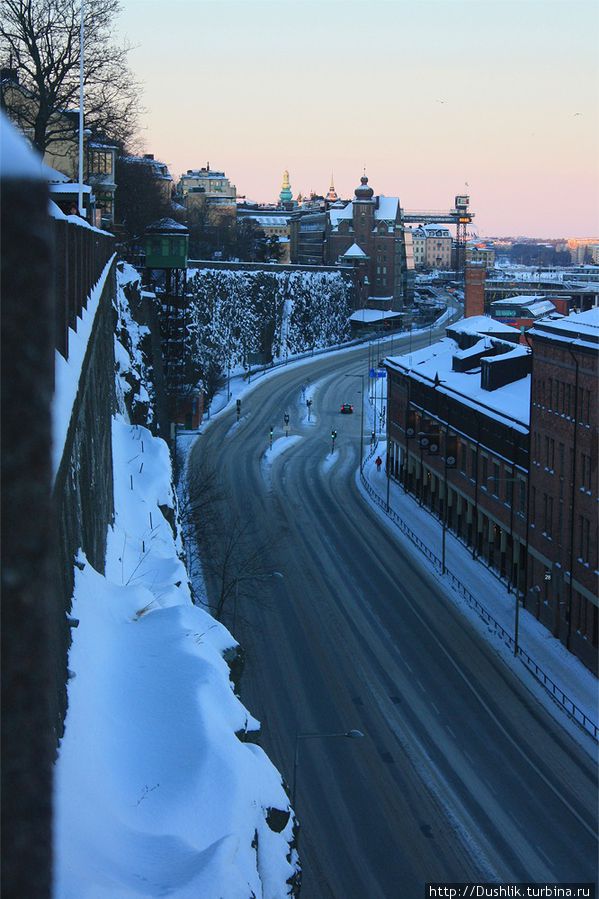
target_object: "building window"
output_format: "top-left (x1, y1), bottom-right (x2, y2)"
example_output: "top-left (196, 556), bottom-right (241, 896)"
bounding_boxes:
top-left (518, 478), bottom-right (526, 517)
top-left (545, 436), bottom-right (555, 470)
top-left (470, 447), bottom-right (477, 480)
top-left (558, 442), bottom-right (565, 477)
top-left (542, 494), bottom-right (553, 538)
top-left (481, 455), bottom-right (488, 488)
top-left (89, 150), bottom-right (113, 175)
top-left (492, 462), bottom-right (500, 497)
top-left (460, 442), bottom-right (467, 474)
top-left (581, 453), bottom-right (592, 491)
top-left (578, 515), bottom-right (590, 563)
top-left (531, 486), bottom-right (536, 525)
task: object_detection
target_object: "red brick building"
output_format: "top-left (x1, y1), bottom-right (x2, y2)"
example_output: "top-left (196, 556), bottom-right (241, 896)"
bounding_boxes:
top-left (325, 175), bottom-right (412, 310)
top-left (526, 311), bottom-right (598, 671)
top-left (464, 261), bottom-right (486, 317)
top-left (385, 309), bottom-right (599, 673)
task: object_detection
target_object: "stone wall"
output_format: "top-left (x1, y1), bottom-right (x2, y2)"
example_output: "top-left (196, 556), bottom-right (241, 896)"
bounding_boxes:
top-left (53, 261), bottom-right (118, 728)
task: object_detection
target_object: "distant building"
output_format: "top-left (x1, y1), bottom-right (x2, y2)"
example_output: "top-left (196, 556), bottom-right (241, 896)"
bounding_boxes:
top-left (490, 295), bottom-right (559, 334)
top-left (178, 164), bottom-right (237, 226)
top-left (120, 153), bottom-right (173, 204)
top-left (325, 174), bottom-right (413, 310)
top-left (466, 240), bottom-right (496, 270)
top-left (279, 169), bottom-right (293, 208)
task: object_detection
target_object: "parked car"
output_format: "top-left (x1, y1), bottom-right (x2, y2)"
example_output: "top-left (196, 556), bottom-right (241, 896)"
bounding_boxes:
top-left (340, 403), bottom-right (354, 414)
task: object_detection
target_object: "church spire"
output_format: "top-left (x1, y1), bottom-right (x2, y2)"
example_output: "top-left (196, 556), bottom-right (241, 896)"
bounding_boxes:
top-left (279, 169), bottom-right (293, 205)
top-left (326, 172), bottom-right (338, 202)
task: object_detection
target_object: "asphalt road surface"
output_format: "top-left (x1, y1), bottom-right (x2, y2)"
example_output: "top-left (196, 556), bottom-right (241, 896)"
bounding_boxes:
top-left (189, 327), bottom-right (598, 899)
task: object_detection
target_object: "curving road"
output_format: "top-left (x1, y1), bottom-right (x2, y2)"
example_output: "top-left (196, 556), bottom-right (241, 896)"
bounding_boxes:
top-left (190, 328), bottom-right (598, 898)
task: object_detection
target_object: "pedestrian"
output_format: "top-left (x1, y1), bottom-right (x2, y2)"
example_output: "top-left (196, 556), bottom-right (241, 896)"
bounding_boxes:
top-left (375, 455), bottom-right (382, 472)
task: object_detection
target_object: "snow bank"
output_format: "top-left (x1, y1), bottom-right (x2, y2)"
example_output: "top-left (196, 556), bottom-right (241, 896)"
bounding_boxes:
top-left (54, 268), bottom-right (299, 898)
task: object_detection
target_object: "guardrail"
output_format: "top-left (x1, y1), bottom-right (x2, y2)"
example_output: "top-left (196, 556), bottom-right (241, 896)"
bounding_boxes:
top-left (358, 463), bottom-right (598, 742)
top-left (53, 217), bottom-right (114, 360)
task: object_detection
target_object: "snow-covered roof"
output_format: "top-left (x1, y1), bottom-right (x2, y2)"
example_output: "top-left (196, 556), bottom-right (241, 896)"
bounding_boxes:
top-left (341, 242), bottom-right (367, 258)
top-left (448, 316), bottom-right (520, 336)
top-left (328, 194), bottom-right (400, 229)
top-left (386, 336), bottom-right (531, 429)
top-left (145, 217), bottom-right (188, 233)
top-left (349, 309), bottom-right (404, 322)
top-left (250, 215), bottom-right (290, 227)
top-left (529, 307), bottom-right (599, 348)
top-left (491, 294), bottom-right (546, 306)
top-left (49, 182), bottom-right (92, 195)
top-left (521, 300), bottom-right (556, 317)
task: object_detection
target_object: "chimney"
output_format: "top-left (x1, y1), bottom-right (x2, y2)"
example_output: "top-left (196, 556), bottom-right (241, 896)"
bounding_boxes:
top-left (464, 262), bottom-right (486, 317)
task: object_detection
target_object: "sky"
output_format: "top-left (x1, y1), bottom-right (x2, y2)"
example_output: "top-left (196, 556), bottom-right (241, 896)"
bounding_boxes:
top-left (117, 0), bottom-right (599, 238)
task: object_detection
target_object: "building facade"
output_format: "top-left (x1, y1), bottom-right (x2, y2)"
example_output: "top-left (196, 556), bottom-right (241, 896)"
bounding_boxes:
top-left (386, 319), bottom-right (530, 609)
top-left (325, 175), bottom-right (413, 310)
top-left (526, 311), bottom-right (598, 671)
top-left (179, 165), bottom-right (237, 226)
top-left (385, 309), bottom-right (599, 673)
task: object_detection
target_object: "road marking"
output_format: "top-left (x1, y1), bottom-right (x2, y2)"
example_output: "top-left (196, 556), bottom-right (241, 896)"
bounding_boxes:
top-left (416, 678), bottom-right (426, 693)
top-left (431, 702), bottom-right (440, 716)
top-left (535, 843), bottom-right (554, 869)
top-left (404, 660), bottom-right (413, 673)
top-left (445, 725), bottom-right (457, 739)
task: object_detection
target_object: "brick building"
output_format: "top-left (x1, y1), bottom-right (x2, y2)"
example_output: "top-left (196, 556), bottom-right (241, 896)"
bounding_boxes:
top-left (325, 175), bottom-right (413, 310)
top-left (464, 261), bottom-right (486, 317)
top-left (385, 309), bottom-right (599, 673)
top-left (526, 310), bottom-right (598, 671)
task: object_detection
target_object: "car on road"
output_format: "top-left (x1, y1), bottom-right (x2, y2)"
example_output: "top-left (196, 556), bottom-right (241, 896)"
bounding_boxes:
top-left (340, 403), bottom-right (354, 414)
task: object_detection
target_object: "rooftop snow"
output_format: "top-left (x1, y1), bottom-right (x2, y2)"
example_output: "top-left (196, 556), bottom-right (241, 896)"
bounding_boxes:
top-left (448, 315), bottom-right (520, 335)
top-left (529, 307), bottom-right (599, 346)
top-left (491, 294), bottom-right (546, 306)
top-left (349, 309), bottom-right (404, 322)
top-left (386, 336), bottom-right (531, 428)
top-left (342, 242), bottom-right (367, 258)
top-left (328, 194), bottom-right (400, 229)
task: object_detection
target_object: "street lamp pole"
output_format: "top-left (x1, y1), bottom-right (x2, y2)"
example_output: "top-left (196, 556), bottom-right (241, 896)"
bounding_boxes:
top-left (345, 373), bottom-right (365, 468)
top-left (292, 729), bottom-right (364, 809)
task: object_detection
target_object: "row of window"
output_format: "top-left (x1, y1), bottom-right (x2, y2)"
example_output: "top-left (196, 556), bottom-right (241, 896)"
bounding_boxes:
top-left (532, 435), bottom-right (594, 491)
top-left (533, 377), bottom-right (593, 424)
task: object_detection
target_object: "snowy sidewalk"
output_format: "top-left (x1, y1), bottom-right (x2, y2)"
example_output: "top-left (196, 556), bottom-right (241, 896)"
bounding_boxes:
top-left (358, 440), bottom-right (598, 749)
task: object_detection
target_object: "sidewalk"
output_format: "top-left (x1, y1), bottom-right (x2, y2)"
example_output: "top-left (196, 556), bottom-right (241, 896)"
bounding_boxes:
top-left (359, 438), bottom-right (598, 751)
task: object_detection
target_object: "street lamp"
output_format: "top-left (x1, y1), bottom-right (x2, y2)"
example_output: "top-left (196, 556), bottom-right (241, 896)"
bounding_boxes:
top-left (344, 373), bottom-right (365, 468)
top-left (292, 729), bottom-right (364, 809)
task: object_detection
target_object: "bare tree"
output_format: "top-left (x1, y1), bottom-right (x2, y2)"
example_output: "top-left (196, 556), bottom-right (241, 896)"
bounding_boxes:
top-left (1, 0), bottom-right (141, 154)
top-left (183, 459), bottom-right (278, 623)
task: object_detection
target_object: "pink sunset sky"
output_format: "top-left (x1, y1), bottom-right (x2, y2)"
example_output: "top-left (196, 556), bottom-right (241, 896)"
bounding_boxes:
top-left (118, 0), bottom-right (599, 238)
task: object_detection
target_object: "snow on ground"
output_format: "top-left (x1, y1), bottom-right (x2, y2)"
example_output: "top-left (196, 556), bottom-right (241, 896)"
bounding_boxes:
top-left (261, 436), bottom-right (303, 489)
top-left (52, 254), bottom-right (116, 477)
top-left (321, 449), bottom-right (340, 474)
top-left (54, 417), bottom-right (298, 899)
top-left (53, 268), bottom-right (299, 898)
top-left (357, 441), bottom-right (598, 754)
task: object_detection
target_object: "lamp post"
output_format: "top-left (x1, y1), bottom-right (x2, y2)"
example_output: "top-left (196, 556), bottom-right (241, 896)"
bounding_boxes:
top-left (292, 729), bottom-right (364, 809)
top-left (77, 0), bottom-right (85, 217)
top-left (344, 373), bottom-right (365, 469)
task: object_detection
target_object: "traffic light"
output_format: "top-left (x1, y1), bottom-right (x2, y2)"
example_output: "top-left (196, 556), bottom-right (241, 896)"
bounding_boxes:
top-left (283, 413), bottom-right (290, 425)
top-left (331, 429), bottom-right (337, 440)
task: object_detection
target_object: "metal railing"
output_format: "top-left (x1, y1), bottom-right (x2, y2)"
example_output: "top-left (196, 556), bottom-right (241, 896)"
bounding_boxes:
top-left (52, 218), bottom-right (114, 360)
top-left (358, 465), bottom-right (598, 742)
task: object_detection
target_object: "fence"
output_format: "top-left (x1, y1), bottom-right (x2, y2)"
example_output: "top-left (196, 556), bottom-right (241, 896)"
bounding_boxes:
top-left (52, 218), bottom-right (114, 359)
top-left (359, 454), bottom-right (599, 742)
